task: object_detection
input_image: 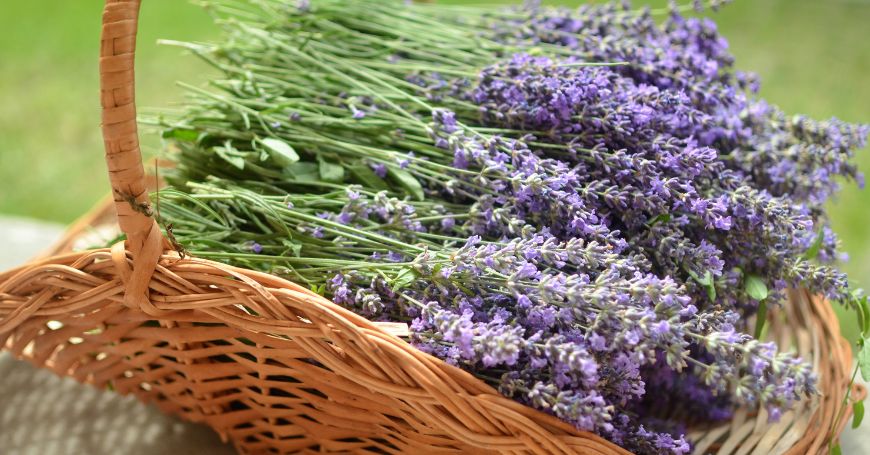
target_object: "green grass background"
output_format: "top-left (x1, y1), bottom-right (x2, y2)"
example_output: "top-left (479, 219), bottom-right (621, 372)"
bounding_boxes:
top-left (1, 0), bottom-right (867, 343)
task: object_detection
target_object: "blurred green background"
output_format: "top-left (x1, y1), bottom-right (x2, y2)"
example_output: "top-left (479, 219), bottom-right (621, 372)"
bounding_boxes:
top-left (0, 0), bottom-right (867, 342)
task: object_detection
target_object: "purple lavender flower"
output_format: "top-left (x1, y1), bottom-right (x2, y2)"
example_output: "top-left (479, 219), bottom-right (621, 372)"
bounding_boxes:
top-left (371, 163), bottom-right (388, 178)
top-left (350, 105), bottom-right (367, 119)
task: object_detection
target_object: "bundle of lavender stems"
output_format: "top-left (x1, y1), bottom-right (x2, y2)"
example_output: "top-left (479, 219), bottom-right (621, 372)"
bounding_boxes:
top-left (147, 0), bottom-right (868, 452)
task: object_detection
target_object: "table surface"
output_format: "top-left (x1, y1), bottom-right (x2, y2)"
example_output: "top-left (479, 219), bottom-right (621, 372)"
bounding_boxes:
top-left (0, 215), bottom-right (866, 454)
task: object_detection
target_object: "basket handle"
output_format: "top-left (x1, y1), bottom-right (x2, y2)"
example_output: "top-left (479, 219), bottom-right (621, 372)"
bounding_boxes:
top-left (99, 0), bottom-right (161, 257)
top-left (100, 0), bottom-right (167, 313)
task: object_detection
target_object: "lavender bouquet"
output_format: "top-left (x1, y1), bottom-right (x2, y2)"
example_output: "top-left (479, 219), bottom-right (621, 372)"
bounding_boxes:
top-left (147, 0), bottom-right (869, 452)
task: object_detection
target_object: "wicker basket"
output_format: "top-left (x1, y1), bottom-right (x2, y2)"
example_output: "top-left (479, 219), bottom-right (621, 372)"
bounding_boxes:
top-left (0, 1), bottom-right (864, 453)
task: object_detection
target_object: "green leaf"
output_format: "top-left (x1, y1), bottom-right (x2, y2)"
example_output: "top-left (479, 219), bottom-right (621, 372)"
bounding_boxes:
top-left (646, 213), bottom-right (671, 227)
top-left (859, 338), bottom-right (870, 382)
top-left (318, 158), bottom-right (345, 183)
top-left (804, 228), bottom-right (825, 260)
top-left (349, 163), bottom-right (389, 191)
top-left (745, 274), bottom-right (769, 301)
top-left (388, 166), bottom-right (424, 201)
top-left (281, 240), bottom-right (302, 256)
top-left (215, 144), bottom-right (246, 170)
top-left (308, 283), bottom-right (326, 296)
top-left (259, 138), bottom-right (299, 166)
top-left (285, 162), bottom-right (319, 182)
top-left (392, 268), bottom-right (417, 291)
top-left (689, 270), bottom-right (712, 286)
top-left (865, 299), bottom-right (870, 338)
top-left (855, 295), bottom-right (868, 336)
top-left (162, 128), bottom-right (200, 142)
top-left (853, 399), bottom-right (865, 429)
top-left (858, 294), bottom-right (870, 337)
top-left (686, 268), bottom-right (716, 301)
top-left (830, 443), bottom-right (842, 455)
top-left (754, 300), bottom-right (768, 340)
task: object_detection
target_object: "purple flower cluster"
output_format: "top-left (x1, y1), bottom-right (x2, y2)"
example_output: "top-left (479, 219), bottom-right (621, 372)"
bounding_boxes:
top-left (159, 2), bottom-right (866, 453)
top-left (403, 233), bottom-right (813, 447)
top-left (504, 3), bottom-right (855, 203)
top-left (483, 1), bottom-right (866, 253)
top-left (313, 189), bottom-right (816, 452)
top-left (310, 37), bottom-right (857, 448)
top-left (466, 54), bottom-right (851, 309)
top-left (320, 187), bottom-right (426, 235)
top-left (398, 5), bottom-right (861, 451)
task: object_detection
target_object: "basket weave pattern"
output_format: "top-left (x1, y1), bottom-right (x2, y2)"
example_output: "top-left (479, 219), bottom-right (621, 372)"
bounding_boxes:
top-left (0, 1), bottom-right (863, 453)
